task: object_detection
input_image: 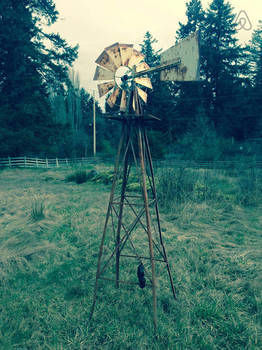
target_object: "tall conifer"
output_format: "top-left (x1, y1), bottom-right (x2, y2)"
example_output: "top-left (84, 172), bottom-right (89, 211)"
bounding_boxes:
top-left (0, 0), bottom-right (78, 156)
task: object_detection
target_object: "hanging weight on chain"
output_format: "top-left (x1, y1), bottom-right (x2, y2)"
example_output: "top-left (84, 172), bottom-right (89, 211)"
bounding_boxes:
top-left (137, 263), bottom-right (146, 288)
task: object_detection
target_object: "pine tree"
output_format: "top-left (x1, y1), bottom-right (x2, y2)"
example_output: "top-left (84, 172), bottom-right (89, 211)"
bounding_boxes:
top-left (246, 21), bottom-right (262, 138)
top-left (174, 0), bottom-right (205, 141)
top-left (139, 31), bottom-right (161, 90)
top-left (139, 32), bottom-right (176, 150)
top-left (139, 31), bottom-right (161, 66)
top-left (139, 31), bottom-right (161, 111)
top-left (201, 0), bottom-right (248, 138)
top-left (249, 21), bottom-right (262, 88)
top-left (0, 0), bottom-right (78, 156)
top-left (176, 0), bottom-right (205, 40)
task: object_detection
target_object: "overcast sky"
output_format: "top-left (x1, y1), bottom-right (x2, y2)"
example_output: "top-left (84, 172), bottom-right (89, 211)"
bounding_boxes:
top-left (50, 0), bottom-right (261, 94)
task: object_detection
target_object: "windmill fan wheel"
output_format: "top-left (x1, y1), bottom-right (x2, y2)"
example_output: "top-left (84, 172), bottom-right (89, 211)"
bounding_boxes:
top-left (94, 43), bottom-right (152, 113)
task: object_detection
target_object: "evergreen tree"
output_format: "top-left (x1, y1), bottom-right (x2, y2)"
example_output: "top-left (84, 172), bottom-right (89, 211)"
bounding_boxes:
top-left (201, 0), bottom-right (248, 138)
top-left (139, 31), bottom-right (161, 91)
top-left (179, 105), bottom-right (222, 161)
top-left (174, 0), bottom-right (205, 141)
top-left (139, 31), bottom-right (161, 67)
top-left (66, 70), bottom-right (82, 133)
top-left (0, 0), bottom-right (78, 156)
top-left (139, 32), bottom-right (176, 151)
top-left (246, 21), bottom-right (262, 137)
top-left (249, 21), bottom-right (262, 88)
top-left (176, 0), bottom-right (205, 40)
top-left (175, 0), bottom-right (252, 140)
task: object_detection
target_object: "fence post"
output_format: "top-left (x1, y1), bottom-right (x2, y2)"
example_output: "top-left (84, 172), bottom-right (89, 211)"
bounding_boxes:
top-left (24, 156), bottom-right (26, 168)
top-left (66, 158), bottom-right (68, 167)
top-left (36, 158), bottom-right (38, 168)
top-left (56, 158), bottom-right (59, 168)
top-left (8, 157), bottom-right (11, 167)
top-left (46, 158), bottom-right (48, 168)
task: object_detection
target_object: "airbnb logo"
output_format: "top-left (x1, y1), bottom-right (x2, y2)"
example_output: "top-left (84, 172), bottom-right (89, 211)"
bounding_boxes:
top-left (234, 10), bottom-right (252, 31)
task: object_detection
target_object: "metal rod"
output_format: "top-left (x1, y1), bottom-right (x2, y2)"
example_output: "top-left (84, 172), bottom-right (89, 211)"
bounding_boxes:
top-left (134, 59), bottom-right (181, 78)
top-left (137, 121), bottom-right (158, 332)
top-left (124, 196), bottom-right (164, 259)
top-left (144, 130), bottom-right (177, 300)
top-left (116, 126), bottom-right (130, 288)
top-left (99, 203), bottom-right (147, 277)
top-left (93, 91), bottom-right (96, 156)
top-left (120, 254), bottom-right (165, 263)
top-left (89, 128), bottom-right (125, 322)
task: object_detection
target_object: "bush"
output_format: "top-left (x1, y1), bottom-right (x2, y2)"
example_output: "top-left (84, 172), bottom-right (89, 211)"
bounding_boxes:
top-left (30, 198), bottom-right (45, 221)
top-left (66, 170), bottom-right (88, 184)
top-left (177, 109), bottom-right (223, 161)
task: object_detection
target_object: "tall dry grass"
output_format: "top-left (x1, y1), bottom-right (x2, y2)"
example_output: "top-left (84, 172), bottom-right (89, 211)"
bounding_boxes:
top-left (0, 167), bottom-right (261, 349)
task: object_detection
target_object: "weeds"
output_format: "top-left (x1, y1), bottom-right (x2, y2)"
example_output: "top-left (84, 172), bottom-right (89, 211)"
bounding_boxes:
top-left (237, 168), bottom-right (262, 206)
top-left (30, 198), bottom-right (45, 221)
top-left (66, 169), bottom-right (88, 184)
top-left (156, 166), bottom-right (262, 212)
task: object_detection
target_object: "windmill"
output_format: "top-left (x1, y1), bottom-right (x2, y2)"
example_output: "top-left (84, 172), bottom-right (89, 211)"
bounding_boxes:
top-left (89, 32), bottom-right (200, 330)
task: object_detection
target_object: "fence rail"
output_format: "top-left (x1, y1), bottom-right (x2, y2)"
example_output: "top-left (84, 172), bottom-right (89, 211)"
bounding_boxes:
top-left (0, 156), bottom-right (101, 169)
top-left (1, 156), bottom-right (262, 169)
top-left (154, 159), bottom-right (262, 169)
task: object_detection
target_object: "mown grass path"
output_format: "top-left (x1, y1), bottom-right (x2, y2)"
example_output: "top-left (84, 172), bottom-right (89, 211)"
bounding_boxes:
top-left (0, 168), bottom-right (261, 349)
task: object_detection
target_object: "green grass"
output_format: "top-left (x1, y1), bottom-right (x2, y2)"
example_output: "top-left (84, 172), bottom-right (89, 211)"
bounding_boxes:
top-left (0, 167), bottom-right (261, 349)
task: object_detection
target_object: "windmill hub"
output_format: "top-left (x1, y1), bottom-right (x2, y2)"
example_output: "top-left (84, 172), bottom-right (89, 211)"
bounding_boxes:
top-left (94, 43), bottom-right (153, 111)
top-left (115, 66), bottom-right (132, 90)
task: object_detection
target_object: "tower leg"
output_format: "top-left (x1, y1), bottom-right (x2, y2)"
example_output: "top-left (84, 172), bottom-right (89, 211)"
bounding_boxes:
top-left (89, 130), bottom-right (125, 322)
top-left (115, 125), bottom-right (130, 288)
top-left (144, 130), bottom-right (177, 301)
top-left (137, 125), bottom-right (158, 332)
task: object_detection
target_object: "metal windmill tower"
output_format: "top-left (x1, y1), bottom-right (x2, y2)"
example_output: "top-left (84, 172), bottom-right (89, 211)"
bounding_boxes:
top-left (89, 32), bottom-right (200, 330)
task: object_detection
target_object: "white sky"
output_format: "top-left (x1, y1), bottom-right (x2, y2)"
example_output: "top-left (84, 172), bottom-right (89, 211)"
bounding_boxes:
top-left (50, 0), bottom-right (261, 94)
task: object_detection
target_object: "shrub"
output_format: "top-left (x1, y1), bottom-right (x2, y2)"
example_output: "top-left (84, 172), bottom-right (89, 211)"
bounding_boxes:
top-left (66, 170), bottom-right (88, 184)
top-left (178, 109), bottom-right (222, 161)
top-left (30, 198), bottom-right (45, 221)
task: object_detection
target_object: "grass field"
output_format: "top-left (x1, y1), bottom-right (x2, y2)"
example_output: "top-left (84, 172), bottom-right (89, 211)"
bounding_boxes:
top-left (0, 165), bottom-right (261, 349)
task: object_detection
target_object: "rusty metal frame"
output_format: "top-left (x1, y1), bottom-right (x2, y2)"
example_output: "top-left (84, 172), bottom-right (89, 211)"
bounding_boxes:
top-left (89, 69), bottom-right (177, 334)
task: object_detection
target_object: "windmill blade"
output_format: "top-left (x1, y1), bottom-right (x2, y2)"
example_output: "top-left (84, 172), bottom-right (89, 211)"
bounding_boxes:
top-left (128, 49), bottom-right (144, 69)
top-left (160, 31), bottom-right (200, 81)
top-left (107, 87), bottom-right (120, 108)
top-left (105, 43), bottom-right (122, 68)
top-left (120, 90), bottom-right (127, 112)
top-left (137, 87), bottom-right (147, 103)
top-left (98, 81), bottom-right (115, 97)
top-left (132, 96), bottom-right (136, 112)
top-left (94, 66), bottom-right (115, 81)
top-left (132, 88), bottom-right (142, 113)
top-left (135, 77), bottom-right (152, 89)
top-left (136, 62), bottom-right (150, 72)
top-left (119, 44), bottom-right (133, 66)
top-left (95, 50), bottom-right (117, 72)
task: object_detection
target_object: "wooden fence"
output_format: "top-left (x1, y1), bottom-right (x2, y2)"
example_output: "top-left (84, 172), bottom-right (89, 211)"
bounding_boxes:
top-left (154, 159), bottom-right (262, 169)
top-left (0, 156), bottom-right (100, 168)
top-left (0, 156), bottom-right (262, 169)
